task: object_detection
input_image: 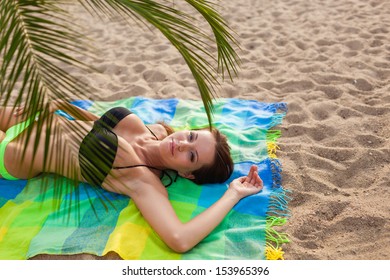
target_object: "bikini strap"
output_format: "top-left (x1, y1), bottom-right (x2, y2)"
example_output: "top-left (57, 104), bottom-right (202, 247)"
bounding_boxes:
top-left (145, 125), bottom-right (158, 140)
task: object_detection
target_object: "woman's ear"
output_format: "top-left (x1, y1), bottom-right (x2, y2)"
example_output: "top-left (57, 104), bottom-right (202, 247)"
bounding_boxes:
top-left (178, 171), bottom-right (195, 180)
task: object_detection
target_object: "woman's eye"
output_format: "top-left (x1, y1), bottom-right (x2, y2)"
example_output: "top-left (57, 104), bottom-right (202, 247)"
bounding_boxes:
top-left (190, 152), bottom-right (195, 162)
top-left (189, 132), bottom-right (194, 141)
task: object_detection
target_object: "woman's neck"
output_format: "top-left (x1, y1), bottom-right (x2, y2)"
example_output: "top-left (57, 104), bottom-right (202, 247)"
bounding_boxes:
top-left (135, 137), bottom-right (165, 170)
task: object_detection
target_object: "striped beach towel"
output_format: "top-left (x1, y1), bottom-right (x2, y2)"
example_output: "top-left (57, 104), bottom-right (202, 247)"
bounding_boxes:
top-left (0, 97), bottom-right (289, 260)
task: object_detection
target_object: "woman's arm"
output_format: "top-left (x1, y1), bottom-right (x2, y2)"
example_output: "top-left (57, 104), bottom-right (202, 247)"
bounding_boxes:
top-left (13, 100), bottom-right (99, 121)
top-left (50, 100), bottom-right (99, 121)
top-left (128, 165), bottom-right (263, 253)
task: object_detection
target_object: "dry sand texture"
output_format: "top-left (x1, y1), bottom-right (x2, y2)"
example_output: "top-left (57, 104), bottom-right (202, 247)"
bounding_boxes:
top-left (28, 0), bottom-right (390, 260)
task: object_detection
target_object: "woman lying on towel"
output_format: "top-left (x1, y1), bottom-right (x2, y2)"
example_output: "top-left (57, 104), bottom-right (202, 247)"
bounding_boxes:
top-left (0, 100), bottom-right (263, 253)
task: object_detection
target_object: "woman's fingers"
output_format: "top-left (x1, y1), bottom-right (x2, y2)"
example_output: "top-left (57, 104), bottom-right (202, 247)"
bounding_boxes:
top-left (246, 165), bottom-right (264, 190)
top-left (248, 165), bottom-right (258, 185)
top-left (244, 166), bottom-right (254, 183)
top-left (247, 167), bottom-right (253, 183)
top-left (240, 165), bottom-right (259, 186)
top-left (234, 165), bottom-right (263, 191)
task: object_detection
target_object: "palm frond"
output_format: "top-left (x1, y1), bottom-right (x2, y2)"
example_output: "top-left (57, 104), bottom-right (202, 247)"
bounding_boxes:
top-left (79, 0), bottom-right (240, 126)
top-left (0, 0), bottom-right (96, 213)
top-left (1, 2), bottom-right (93, 131)
top-left (1, 1), bottom-right (92, 102)
top-left (1, 0), bottom-right (241, 216)
top-left (185, 0), bottom-right (241, 79)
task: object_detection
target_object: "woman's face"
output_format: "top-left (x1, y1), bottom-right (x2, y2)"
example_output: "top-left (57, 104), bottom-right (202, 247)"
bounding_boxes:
top-left (159, 130), bottom-right (216, 178)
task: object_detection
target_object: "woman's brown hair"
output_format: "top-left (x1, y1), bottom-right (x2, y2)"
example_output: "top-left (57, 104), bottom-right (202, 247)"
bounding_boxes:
top-left (191, 128), bottom-right (233, 185)
top-left (158, 121), bottom-right (175, 135)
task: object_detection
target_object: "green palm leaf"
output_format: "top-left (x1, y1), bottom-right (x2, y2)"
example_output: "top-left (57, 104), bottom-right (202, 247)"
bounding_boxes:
top-left (79, 0), bottom-right (240, 124)
top-left (1, 0), bottom-right (240, 215)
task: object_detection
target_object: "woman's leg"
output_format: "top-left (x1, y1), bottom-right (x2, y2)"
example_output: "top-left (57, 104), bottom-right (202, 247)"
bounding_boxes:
top-left (0, 107), bottom-right (43, 180)
top-left (0, 106), bottom-right (27, 132)
top-left (0, 130), bottom-right (5, 179)
top-left (0, 130), bottom-right (5, 142)
top-left (0, 127), bottom-right (20, 180)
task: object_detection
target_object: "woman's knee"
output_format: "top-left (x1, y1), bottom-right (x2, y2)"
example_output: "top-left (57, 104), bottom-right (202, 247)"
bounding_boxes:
top-left (0, 107), bottom-right (25, 131)
top-left (0, 130), bottom-right (5, 142)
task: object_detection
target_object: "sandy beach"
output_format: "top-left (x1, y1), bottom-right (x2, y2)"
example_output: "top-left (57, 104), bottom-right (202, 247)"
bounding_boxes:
top-left (24, 0), bottom-right (390, 260)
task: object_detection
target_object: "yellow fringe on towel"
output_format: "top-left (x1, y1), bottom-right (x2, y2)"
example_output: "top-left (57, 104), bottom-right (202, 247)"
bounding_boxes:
top-left (265, 243), bottom-right (285, 260)
top-left (267, 142), bottom-right (279, 159)
top-left (266, 130), bottom-right (289, 260)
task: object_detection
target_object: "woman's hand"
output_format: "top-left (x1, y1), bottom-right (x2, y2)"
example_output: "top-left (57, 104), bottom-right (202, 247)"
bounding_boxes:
top-left (228, 165), bottom-right (263, 200)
